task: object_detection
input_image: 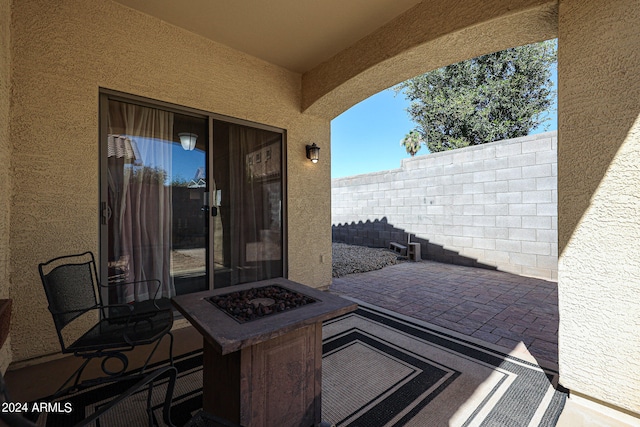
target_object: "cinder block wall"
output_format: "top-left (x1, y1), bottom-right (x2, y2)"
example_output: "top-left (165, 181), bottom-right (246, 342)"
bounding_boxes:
top-left (332, 131), bottom-right (557, 281)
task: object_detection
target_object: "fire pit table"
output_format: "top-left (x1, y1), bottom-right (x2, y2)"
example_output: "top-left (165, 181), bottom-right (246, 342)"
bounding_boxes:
top-left (172, 278), bottom-right (357, 427)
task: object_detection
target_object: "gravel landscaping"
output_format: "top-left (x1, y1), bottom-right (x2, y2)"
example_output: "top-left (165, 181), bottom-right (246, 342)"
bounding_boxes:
top-left (332, 242), bottom-right (405, 277)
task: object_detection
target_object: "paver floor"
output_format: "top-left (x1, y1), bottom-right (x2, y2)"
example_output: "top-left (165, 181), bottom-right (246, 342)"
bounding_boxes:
top-left (330, 260), bottom-right (559, 364)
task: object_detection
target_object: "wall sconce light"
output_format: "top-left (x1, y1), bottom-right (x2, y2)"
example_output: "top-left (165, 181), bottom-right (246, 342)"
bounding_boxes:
top-left (178, 132), bottom-right (198, 151)
top-left (306, 143), bottom-right (320, 163)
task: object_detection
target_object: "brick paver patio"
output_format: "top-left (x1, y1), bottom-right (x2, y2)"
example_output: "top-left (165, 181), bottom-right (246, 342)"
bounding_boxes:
top-left (330, 260), bottom-right (559, 364)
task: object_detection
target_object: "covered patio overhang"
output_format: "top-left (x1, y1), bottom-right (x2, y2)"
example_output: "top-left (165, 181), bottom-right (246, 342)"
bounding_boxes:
top-left (301, 0), bottom-right (557, 119)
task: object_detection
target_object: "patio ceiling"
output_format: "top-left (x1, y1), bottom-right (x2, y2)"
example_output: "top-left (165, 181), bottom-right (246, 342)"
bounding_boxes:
top-left (111, 0), bottom-right (423, 73)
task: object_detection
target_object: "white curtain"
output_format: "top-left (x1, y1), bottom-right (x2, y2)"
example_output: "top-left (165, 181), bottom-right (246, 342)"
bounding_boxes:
top-left (107, 101), bottom-right (175, 302)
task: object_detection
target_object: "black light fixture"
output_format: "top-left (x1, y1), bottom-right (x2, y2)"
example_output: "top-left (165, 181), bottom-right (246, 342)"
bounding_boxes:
top-left (306, 143), bottom-right (320, 163)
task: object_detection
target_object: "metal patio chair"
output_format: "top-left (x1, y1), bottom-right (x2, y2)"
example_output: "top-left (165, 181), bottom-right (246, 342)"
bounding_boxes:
top-left (38, 251), bottom-right (174, 395)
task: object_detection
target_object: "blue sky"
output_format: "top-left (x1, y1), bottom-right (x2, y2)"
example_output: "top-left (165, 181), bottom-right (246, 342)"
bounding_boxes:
top-left (169, 64), bottom-right (557, 182)
top-left (331, 66), bottom-right (558, 179)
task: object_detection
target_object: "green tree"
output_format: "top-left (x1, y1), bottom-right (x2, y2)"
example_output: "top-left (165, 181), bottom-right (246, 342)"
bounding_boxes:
top-left (395, 40), bottom-right (556, 153)
top-left (400, 130), bottom-right (425, 157)
top-left (130, 166), bottom-right (168, 184)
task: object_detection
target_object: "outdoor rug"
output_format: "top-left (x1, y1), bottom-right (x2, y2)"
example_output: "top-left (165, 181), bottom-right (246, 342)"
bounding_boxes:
top-left (32, 304), bottom-right (566, 426)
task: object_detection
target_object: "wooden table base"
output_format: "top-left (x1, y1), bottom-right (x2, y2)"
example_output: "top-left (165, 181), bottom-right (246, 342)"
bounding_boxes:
top-left (203, 323), bottom-right (322, 427)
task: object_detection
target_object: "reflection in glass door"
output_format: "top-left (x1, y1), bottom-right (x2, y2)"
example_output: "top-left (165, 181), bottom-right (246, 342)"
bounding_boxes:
top-left (170, 114), bottom-right (209, 296)
top-left (211, 120), bottom-right (284, 288)
top-left (101, 94), bottom-right (285, 297)
top-left (103, 98), bottom-right (209, 301)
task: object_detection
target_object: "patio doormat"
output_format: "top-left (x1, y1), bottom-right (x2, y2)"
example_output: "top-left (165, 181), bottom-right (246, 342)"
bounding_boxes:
top-left (32, 305), bottom-right (566, 426)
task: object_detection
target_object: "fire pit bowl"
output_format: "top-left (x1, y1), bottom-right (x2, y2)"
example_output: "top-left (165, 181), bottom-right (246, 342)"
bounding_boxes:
top-left (207, 285), bottom-right (317, 323)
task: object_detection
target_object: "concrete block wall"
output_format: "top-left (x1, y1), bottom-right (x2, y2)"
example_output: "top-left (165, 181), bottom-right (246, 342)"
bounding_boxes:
top-left (332, 131), bottom-right (557, 281)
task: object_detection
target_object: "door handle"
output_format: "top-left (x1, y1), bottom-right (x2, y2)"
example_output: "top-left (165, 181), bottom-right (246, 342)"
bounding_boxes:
top-left (101, 202), bottom-right (112, 225)
top-left (201, 206), bottom-right (218, 217)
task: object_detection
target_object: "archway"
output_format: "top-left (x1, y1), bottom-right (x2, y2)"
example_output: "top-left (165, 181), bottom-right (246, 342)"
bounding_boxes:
top-left (301, 0), bottom-right (557, 120)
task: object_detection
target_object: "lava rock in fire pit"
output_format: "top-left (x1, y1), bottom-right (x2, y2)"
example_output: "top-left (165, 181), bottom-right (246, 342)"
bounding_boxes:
top-left (207, 285), bottom-right (317, 323)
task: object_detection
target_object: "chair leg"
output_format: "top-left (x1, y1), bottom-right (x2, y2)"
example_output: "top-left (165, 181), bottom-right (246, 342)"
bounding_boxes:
top-left (167, 331), bottom-right (174, 366)
top-left (141, 331), bottom-right (174, 373)
top-left (144, 367), bottom-right (177, 427)
top-left (74, 366), bottom-right (177, 427)
top-left (146, 364), bottom-right (177, 427)
top-left (162, 365), bottom-right (177, 427)
top-left (53, 357), bottom-right (92, 397)
top-left (146, 382), bottom-right (154, 427)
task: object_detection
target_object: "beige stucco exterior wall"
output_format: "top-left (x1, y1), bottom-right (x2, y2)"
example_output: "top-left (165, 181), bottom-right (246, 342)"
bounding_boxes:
top-left (557, 0), bottom-right (640, 415)
top-left (0, 0), bottom-right (13, 372)
top-left (8, 0), bottom-right (331, 362)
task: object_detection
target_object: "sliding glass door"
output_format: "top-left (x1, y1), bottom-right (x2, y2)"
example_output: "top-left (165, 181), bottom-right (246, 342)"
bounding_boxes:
top-left (211, 120), bottom-right (284, 288)
top-left (100, 93), bottom-right (284, 301)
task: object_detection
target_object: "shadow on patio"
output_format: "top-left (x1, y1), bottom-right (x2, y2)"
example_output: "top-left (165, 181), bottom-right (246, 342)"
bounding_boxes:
top-left (330, 259), bottom-right (559, 366)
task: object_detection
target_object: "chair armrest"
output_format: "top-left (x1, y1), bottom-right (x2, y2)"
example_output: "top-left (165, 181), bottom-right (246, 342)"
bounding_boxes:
top-left (94, 304), bottom-right (172, 347)
top-left (52, 304), bottom-right (134, 327)
top-left (54, 304), bottom-right (134, 315)
top-left (52, 305), bottom-right (141, 356)
top-left (101, 303), bottom-right (136, 320)
top-left (120, 305), bottom-right (174, 346)
top-left (130, 297), bottom-right (173, 315)
top-left (101, 279), bottom-right (163, 299)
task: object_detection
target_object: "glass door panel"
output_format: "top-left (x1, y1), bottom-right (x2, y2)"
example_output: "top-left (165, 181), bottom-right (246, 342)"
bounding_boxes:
top-left (211, 120), bottom-right (283, 288)
top-left (104, 99), bottom-right (209, 301)
top-left (102, 95), bottom-right (284, 297)
top-left (170, 114), bottom-right (209, 296)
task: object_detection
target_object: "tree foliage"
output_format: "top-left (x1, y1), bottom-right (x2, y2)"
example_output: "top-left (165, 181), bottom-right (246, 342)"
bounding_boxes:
top-left (400, 130), bottom-right (425, 157)
top-left (129, 166), bottom-right (168, 184)
top-left (395, 40), bottom-right (557, 153)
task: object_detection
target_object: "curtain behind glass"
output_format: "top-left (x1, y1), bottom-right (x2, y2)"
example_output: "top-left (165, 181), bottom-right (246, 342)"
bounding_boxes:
top-left (214, 122), bottom-right (282, 286)
top-left (107, 101), bottom-right (175, 302)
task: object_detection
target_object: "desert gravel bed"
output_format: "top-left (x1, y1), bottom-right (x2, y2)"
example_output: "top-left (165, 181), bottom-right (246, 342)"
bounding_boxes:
top-left (332, 243), bottom-right (404, 277)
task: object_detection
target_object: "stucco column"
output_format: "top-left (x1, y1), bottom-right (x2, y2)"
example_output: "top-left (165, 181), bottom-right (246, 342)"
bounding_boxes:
top-left (0, 0), bottom-right (12, 373)
top-left (557, 0), bottom-right (640, 415)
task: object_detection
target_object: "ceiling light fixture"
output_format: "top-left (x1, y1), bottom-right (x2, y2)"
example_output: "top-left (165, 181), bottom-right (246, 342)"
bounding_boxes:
top-left (178, 132), bottom-right (198, 151)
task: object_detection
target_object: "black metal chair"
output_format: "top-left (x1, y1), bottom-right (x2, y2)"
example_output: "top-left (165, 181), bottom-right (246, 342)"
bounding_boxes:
top-left (38, 251), bottom-right (174, 395)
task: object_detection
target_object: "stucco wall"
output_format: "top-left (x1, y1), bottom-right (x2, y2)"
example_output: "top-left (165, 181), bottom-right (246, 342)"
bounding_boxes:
top-left (8, 0), bottom-right (332, 362)
top-left (332, 132), bottom-right (558, 281)
top-left (0, 0), bottom-right (12, 372)
top-left (558, 0), bottom-right (640, 415)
